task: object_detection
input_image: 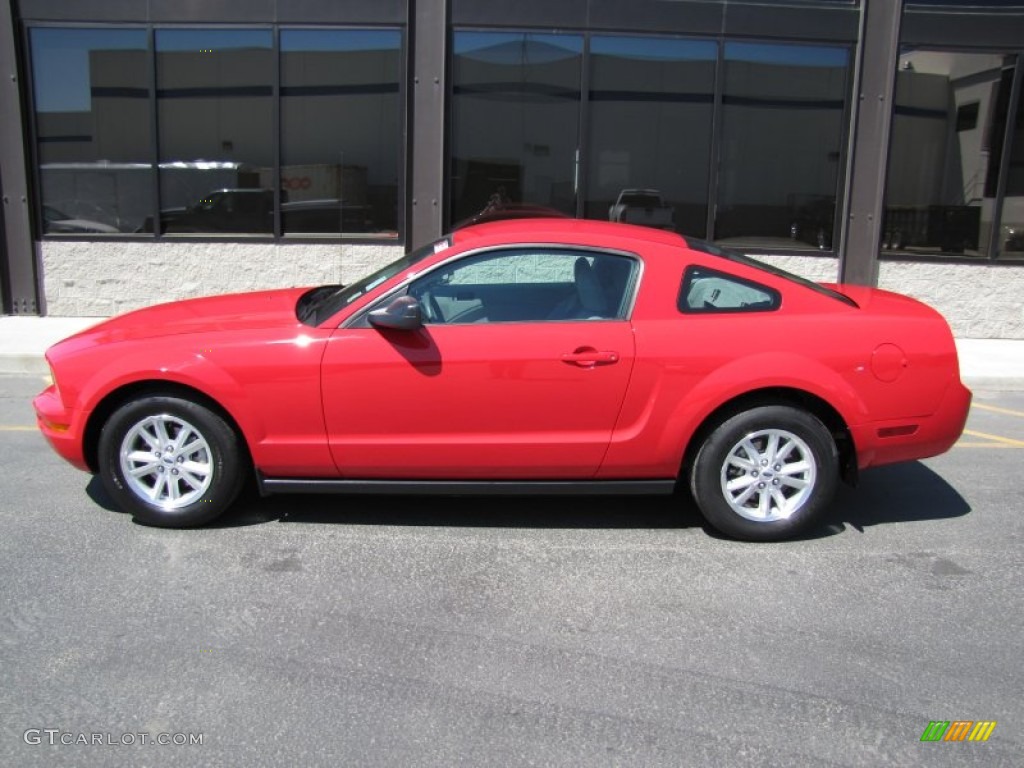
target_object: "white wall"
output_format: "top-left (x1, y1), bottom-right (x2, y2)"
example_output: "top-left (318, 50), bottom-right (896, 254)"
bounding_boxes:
top-left (41, 241), bottom-right (403, 317)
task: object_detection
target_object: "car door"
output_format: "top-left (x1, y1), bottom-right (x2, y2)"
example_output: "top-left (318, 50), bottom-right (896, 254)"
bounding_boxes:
top-left (320, 247), bottom-right (639, 479)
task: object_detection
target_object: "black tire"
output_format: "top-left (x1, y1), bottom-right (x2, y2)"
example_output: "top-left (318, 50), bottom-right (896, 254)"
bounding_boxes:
top-left (97, 395), bottom-right (245, 527)
top-left (689, 405), bottom-right (839, 542)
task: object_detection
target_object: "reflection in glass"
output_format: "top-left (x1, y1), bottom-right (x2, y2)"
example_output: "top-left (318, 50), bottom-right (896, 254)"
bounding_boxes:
top-left (280, 30), bottom-right (402, 236)
top-left (155, 29), bottom-right (274, 234)
top-left (449, 32), bottom-right (583, 226)
top-left (998, 62), bottom-right (1024, 259)
top-left (884, 51), bottom-right (1009, 257)
top-left (30, 28), bottom-right (152, 234)
top-left (715, 42), bottom-right (849, 251)
top-left (586, 36), bottom-right (716, 238)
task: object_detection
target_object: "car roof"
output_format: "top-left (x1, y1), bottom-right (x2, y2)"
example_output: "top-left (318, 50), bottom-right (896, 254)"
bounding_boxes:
top-left (451, 217), bottom-right (687, 249)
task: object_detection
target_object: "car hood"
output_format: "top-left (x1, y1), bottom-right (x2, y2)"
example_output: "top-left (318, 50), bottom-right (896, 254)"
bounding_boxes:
top-left (58, 288), bottom-right (311, 346)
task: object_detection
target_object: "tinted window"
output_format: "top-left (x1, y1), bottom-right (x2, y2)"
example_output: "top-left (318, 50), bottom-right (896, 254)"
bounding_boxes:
top-left (408, 249), bottom-right (636, 324)
top-left (679, 265), bottom-right (780, 313)
top-left (280, 29), bottom-right (402, 237)
top-left (155, 29), bottom-right (274, 234)
top-left (586, 36), bottom-right (716, 238)
top-left (449, 32), bottom-right (583, 226)
top-left (883, 51), bottom-right (1008, 258)
top-left (715, 42), bottom-right (850, 251)
top-left (999, 61), bottom-right (1024, 259)
top-left (30, 28), bottom-right (152, 234)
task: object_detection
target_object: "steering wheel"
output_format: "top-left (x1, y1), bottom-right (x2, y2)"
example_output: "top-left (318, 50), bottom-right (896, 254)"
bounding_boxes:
top-left (411, 285), bottom-right (444, 324)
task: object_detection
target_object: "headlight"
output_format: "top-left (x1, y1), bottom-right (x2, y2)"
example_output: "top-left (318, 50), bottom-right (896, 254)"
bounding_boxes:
top-left (46, 362), bottom-right (61, 403)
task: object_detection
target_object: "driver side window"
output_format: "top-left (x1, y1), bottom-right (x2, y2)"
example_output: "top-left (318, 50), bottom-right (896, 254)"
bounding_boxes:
top-left (407, 248), bottom-right (637, 324)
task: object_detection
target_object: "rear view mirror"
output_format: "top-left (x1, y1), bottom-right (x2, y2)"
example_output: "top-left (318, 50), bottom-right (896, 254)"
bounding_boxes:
top-left (368, 295), bottom-right (423, 331)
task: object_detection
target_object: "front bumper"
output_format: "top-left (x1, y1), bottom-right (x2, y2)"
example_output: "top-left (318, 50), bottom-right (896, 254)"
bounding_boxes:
top-left (33, 385), bottom-right (90, 472)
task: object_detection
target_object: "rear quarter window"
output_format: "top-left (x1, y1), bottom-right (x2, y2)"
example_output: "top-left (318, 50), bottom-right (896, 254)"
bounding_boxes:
top-left (679, 266), bottom-right (780, 314)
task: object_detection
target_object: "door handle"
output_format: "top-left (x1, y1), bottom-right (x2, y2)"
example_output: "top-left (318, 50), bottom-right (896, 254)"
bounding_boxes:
top-left (561, 348), bottom-right (620, 367)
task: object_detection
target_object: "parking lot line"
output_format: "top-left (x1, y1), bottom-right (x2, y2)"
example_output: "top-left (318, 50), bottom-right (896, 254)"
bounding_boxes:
top-left (0, 426), bottom-right (36, 432)
top-left (972, 402), bottom-right (1024, 419)
top-left (961, 429), bottom-right (1024, 448)
top-left (955, 442), bottom-right (1017, 449)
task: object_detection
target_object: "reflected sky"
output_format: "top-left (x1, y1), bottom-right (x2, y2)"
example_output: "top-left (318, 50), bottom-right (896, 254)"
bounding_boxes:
top-left (31, 28), bottom-right (146, 112)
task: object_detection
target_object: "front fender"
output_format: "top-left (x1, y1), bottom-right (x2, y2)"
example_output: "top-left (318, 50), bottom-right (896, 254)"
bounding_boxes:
top-left (50, 327), bottom-right (333, 475)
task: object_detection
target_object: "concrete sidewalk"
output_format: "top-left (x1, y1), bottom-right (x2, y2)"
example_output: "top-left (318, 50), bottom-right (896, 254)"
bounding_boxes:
top-left (1, 314), bottom-right (1022, 388)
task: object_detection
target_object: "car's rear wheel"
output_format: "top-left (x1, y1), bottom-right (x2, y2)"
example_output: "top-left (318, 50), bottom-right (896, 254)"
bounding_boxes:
top-left (689, 405), bottom-right (838, 541)
top-left (98, 396), bottom-right (245, 527)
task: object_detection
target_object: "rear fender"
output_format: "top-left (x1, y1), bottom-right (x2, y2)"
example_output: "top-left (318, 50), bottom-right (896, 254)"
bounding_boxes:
top-left (656, 352), bottom-right (868, 467)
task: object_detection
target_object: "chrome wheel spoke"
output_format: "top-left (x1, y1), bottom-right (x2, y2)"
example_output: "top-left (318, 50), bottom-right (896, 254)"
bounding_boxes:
top-left (166, 476), bottom-right (181, 502)
top-left (770, 488), bottom-right (789, 512)
top-left (776, 439), bottom-right (798, 463)
top-left (128, 461), bottom-right (161, 478)
top-left (740, 438), bottom-right (762, 463)
top-left (179, 469), bottom-right (206, 491)
top-left (181, 460), bottom-right (210, 478)
top-left (726, 454), bottom-right (757, 472)
top-left (153, 418), bottom-right (171, 450)
top-left (778, 474), bottom-right (809, 490)
top-left (147, 471), bottom-right (167, 502)
top-left (734, 483), bottom-right (759, 507)
top-left (726, 474), bottom-right (757, 493)
top-left (139, 424), bottom-right (160, 451)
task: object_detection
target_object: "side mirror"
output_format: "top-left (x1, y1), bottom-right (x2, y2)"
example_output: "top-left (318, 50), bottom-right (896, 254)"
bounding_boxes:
top-left (368, 295), bottom-right (423, 331)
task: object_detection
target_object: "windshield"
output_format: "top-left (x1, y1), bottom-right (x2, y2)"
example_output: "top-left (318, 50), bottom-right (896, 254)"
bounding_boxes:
top-left (683, 237), bottom-right (858, 308)
top-left (297, 238), bottom-right (450, 325)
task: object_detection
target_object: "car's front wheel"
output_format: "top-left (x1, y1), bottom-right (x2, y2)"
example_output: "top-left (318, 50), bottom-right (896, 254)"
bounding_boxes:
top-left (690, 405), bottom-right (839, 541)
top-left (98, 395), bottom-right (245, 527)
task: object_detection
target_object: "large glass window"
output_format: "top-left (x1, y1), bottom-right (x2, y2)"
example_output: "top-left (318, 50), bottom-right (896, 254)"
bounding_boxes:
top-left (997, 62), bottom-right (1024, 259)
top-left (448, 32), bottom-right (851, 253)
top-left (155, 29), bottom-right (274, 234)
top-left (715, 42), bottom-right (850, 251)
top-left (883, 51), bottom-right (1015, 258)
top-left (586, 36), bottom-right (716, 238)
top-left (30, 28), bottom-right (152, 234)
top-left (449, 32), bottom-right (583, 225)
top-left (280, 29), bottom-right (402, 237)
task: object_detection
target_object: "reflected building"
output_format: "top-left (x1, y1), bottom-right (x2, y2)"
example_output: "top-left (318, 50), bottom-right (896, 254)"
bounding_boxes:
top-left (1, 0), bottom-right (1022, 336)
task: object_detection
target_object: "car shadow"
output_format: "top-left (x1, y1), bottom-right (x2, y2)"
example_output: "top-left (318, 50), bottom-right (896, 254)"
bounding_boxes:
top-left (86, 475), bottom-right (123, 513)
top-left (86, 460), bottom-right (969, 537)
top-left (802, 461), bottom-right (971, 540)
top-left (218, 489), bottom-right (697, 530)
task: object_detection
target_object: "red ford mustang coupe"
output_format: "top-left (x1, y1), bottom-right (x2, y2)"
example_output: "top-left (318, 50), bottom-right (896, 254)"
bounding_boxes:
top-left (34, 219), bottom-right (971, 541)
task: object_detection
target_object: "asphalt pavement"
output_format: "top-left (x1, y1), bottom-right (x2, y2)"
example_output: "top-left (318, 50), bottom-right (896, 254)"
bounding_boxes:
top-left (0, 374), bottom-right (1022, 767)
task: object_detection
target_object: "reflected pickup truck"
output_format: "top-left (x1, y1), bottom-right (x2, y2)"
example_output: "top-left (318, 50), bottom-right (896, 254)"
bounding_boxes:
top-left (609, 189), bottom-right (675, 231)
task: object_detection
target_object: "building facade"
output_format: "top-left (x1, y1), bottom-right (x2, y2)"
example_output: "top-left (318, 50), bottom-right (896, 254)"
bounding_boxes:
top-left (1, 0), bottom-right (1023, 337)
